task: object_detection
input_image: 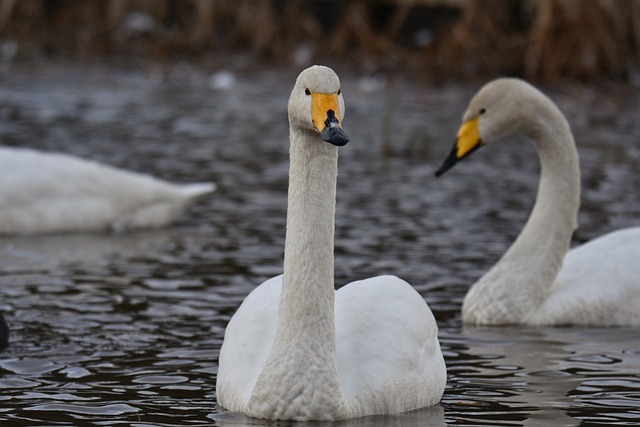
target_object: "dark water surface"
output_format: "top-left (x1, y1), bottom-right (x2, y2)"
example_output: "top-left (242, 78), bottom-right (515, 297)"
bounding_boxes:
top-left (0, 64), bottom-right (639, 425)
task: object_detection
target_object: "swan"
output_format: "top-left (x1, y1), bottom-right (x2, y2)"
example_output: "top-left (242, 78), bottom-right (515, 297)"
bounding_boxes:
top-left (0, 146), bottom-right (215, 235)
top-left (0, 313), bottom-right (8, 350)
top-left (216, 66), bottom-right (446, 421)
top-left (435, 78), bottom-right (640, 326)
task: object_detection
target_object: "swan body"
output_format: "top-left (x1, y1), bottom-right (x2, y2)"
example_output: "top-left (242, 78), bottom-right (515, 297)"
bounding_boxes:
top-left (0, 146), bottom-right (215, 235)
top-left (436, 78), bottom-right (640, 326)
top-left (216, 66), bottom-right (446, 421)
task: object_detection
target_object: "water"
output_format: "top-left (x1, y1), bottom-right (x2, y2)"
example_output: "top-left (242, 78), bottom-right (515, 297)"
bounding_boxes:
top-left (0, 64), bottom-right (639, 425)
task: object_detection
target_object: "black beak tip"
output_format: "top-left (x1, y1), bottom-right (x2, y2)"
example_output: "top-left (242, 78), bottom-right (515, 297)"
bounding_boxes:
top-left (435, 155), bottom-right (459, 177)
top-left (321, 126), bottom-right (349, 146)
top-left (435, 139), bottom-right (483, 177)
top-left (435, 145), bottom-right (460, 177)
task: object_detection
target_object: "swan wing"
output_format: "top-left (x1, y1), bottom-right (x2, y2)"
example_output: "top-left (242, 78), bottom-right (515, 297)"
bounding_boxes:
top-left (216, 275), bottom-right (282, 411)
top-left (538, 226), bottom-right (640, 325)
top-left (335, 275), bottom-right (446, 415)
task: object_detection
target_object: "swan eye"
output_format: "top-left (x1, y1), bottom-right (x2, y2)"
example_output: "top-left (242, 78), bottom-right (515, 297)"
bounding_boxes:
top-left (337, 89), bottom-right (341, 95)
top-left (305, 88), bottom-right (311, 96)
top-left (479, 108), bottom-right (487, 115)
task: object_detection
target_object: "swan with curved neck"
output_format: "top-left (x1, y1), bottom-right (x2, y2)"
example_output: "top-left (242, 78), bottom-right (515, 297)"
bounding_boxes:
top-left (436, 78), bottom-right (640, 326)
top-left (216, 66), bottom-right (446, 421)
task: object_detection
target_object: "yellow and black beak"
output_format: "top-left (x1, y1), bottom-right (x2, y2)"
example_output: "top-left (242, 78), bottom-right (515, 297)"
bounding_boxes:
top-left (435, 117), bottom-right (483, 177)
top-left (311, 93), bottom-right (349, 146)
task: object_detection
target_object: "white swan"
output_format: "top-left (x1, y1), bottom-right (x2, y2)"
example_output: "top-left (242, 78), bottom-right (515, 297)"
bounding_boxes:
top-left (216, 66), bottom-right (446, 421)
top-left (435, 78), bottom-right (640, 326)
top-left (0, 146), bottom-right (215, 235)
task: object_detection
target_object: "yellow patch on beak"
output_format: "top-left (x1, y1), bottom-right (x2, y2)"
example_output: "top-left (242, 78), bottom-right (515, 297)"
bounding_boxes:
top-left (456, 117), bottom-right (481, 159)
top-left (311, 93), bottom-right (341, 132)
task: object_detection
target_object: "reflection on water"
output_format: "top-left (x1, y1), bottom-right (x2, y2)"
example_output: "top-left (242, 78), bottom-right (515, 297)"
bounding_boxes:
top-left (0, 232), bottom-right (175, 271)
top-left (212, 406), bottom-right (446, 427)
top-left (0, 65), bottom-right (639, 425)
top-left (444, 327), bottom-right (640, 426)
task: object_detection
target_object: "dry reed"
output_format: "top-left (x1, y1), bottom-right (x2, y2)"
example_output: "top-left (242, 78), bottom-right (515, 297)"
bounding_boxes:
top-left (0, 0), bottom-right (638, 82)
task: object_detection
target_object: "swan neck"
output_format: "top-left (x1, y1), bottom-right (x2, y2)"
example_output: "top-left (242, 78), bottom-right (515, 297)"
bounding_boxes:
top-left (248, 126), bottom-right (346, 419)
top-left (464, 96), bottom-right (580, 324)
top-left (281, 126), bottom-right (338, 331)
top-left (521, 100), bottom-right (580, 270)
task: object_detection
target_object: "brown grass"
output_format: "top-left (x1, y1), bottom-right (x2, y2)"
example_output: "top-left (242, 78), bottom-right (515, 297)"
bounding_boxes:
top-left (525, 0), bottom-right (635, 81)
top-left (0, 0), bottom-right (638, 82)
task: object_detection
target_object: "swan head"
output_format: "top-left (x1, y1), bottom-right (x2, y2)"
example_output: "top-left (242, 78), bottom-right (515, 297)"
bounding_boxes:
top-left (289, 65), bottom-right (349, 146)
top-left (435, 78), bottom-right (538, 176)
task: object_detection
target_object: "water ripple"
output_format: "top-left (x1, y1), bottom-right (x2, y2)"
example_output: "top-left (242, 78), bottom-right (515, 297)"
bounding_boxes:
top-left (0, 65), bottom-right (639, 425)
top-left (27, 403), bottom-right (140, 415)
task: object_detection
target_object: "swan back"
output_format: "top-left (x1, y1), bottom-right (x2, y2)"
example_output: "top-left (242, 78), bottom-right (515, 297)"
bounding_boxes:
top-left (216, 276), bottom-right (281, 409)
top-left (335, 276), bottom-right (446, 414)
top-left (535, 227), bottom-right (640, 325)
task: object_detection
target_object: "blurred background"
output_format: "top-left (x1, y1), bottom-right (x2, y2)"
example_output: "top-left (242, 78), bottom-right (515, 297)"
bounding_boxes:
top-left (1, 2), bottom-right (640, 425)
top-left (1, 0), bottom-right (640, 82)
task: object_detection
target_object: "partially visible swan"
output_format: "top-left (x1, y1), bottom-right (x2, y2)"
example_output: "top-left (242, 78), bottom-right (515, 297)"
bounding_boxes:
top-left (0, 147), bottom-right (215, 235)
top-left (216, 66), bottom-right (446, 421)
top-left (435, 78), bottom-right (640, 326)
top-left (0, 313), bottom-right (8, 350)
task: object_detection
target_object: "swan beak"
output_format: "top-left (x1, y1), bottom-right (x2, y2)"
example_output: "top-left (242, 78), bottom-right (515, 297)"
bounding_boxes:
top-left (435, 117), bottom-right (482, 177)
top-left (312, 93), bottom-right (349, 146)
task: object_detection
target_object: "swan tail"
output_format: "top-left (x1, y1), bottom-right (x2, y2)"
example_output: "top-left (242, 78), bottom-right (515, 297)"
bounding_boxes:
top-left (178, 182), bottom-right (216, 200)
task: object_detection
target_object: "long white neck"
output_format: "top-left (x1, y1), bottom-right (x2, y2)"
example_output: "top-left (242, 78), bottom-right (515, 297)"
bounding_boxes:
top-left (462, 96), bottom-right (581, 324)
top-left (247, 126), bottom-right (346, 420)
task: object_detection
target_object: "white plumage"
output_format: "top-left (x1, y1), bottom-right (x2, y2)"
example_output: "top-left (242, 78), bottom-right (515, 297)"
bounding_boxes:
top-left (436, 78), bottom-right (640, 326)
top-left (0, 146), bottom-right (214, 235)
top-left (216, 66), bottom-right (446, 421)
